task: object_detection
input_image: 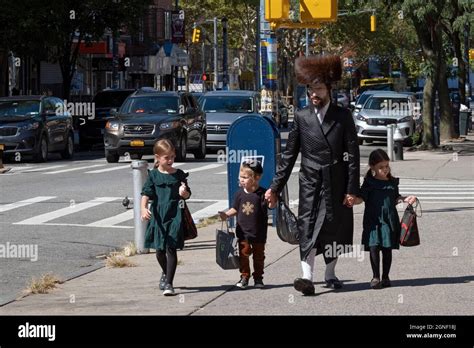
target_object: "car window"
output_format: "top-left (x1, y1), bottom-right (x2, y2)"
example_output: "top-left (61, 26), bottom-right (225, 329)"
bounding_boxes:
top-left (121, 96), bottom-right (179, 114)
top-left (0, 100), bottom-right (40, 117)
top-left (364, 97), bottom-right (410, 111)
top-left (202, 96), bottom-right (253, 113)
top-left (93, 91), bottom-right (134, 108)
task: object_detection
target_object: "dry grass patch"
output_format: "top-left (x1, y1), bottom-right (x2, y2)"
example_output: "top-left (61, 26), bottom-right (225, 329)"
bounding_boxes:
top-left (196, 215), bottom-right (220, 228)
top-left (24, 273), bottom-right (61, 295)
top-left (105, 252), bottom-right (137, 268)
top-left (122, 241), bottom-right (137, 257)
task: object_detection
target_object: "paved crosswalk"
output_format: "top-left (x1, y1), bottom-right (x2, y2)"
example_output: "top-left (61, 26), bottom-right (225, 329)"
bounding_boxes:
top-left (2, 181), bottom-right (472, 231)
top-left (2, 196), bottom-right (228, 229)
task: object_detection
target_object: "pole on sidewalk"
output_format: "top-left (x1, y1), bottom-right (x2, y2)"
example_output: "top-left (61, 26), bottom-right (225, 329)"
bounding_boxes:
top-left (387, 124), bottom-right (395, 161)
top-left (393, 127), bottom-right (404, 161)
top-left (131, 160), bottom-right (149, 253)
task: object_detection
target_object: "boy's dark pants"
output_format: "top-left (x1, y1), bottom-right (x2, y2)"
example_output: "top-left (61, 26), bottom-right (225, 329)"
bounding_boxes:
top-left (238, 240), bottom-right (265, 280)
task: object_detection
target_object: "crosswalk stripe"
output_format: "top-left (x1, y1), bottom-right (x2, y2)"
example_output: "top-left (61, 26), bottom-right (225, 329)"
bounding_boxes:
top-left (399, 188), bottom-right (474, 191)
top-left (0, 196), bottom-right (56, 213)
top-left (399, 192), bottom-right (474, 195)
top-left (410, 197), bottom-right (474, 200)
top-left (86, 209), bottom-right (134, 227)
top-left (190, 200), bottom-right (228, 221)
top-left (44, 164), bottom-right (106, 174)
top-left (185, 164), bottom-right (224, 173)
top-left (22, 165), bottom-right (68, 172)
top-left (85, 165), bottom-right (131, 174)
top-left (13, 197), bottom-right (120, 225)
top-left (7, 166), bottom-right (35, 173)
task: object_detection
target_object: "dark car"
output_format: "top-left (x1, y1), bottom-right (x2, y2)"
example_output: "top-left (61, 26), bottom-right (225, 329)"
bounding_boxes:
top-left (200, 90), bottom-right (261, 150)
top-left (78, 88), bottom-right (135, 149)
top-left (0, 95), bottom-right (74, 162)
top-left (103, 89), bottom-right (206, 163)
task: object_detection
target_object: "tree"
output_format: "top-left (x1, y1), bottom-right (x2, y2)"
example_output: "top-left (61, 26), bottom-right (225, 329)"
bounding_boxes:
top-left (0, 0), bottom-right (151, 98)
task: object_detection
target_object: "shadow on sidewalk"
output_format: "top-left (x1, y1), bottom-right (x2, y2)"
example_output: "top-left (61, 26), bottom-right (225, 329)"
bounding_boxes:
top-left (336, 275), bottom-right (473, 292)
top-left (423, 207), bottom-right (474, 213)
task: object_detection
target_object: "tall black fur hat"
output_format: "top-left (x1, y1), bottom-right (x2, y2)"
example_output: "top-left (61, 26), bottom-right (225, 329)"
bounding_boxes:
top-left (295, 55), bottom-right (342, 85)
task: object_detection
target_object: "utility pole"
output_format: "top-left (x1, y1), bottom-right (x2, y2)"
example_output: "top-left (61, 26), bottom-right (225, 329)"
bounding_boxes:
top-left (213, 17), bottom-right (218, 90)
top-left (112, 31), bottom-right (119, 89)
top-left (174, 0), bottom-right (179, 91)
top-left (222, 17), bottom-right (228, 90)
top-left (256, 3), bottom-right (261, 91)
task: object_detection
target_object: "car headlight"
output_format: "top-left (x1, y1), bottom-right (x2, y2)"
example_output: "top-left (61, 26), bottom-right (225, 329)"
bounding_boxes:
top-left (160, 121), bottom-right (180, 130)
top-left (398, 116), bottom-right (412, 123)
top-left (356, 114), bottom-right (368, 122)
top-left (105, 121), bottom-right (120, 131)
top-left (19, 122), bottom-right (40, 131)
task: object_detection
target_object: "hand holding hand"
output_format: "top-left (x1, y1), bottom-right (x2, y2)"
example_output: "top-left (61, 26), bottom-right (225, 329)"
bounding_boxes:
top-left (343, 194), bottom-right (356, 207)
top-left (265, 189), bottom-right (278, 208)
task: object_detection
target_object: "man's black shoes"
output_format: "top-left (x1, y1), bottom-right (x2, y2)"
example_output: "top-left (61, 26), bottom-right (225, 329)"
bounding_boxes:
top-left (294, 278), bottom-right (315, 295)
top-left (325, 277), bottom-right (343, 289)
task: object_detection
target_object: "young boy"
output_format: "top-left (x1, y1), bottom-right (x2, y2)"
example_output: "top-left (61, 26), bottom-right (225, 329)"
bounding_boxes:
top-left (219, 160), bottom-right (275, 289)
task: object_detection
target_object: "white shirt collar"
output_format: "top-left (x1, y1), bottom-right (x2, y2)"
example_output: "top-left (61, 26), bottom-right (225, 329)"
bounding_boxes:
top-left (316, 101), bottom-right (330, 123)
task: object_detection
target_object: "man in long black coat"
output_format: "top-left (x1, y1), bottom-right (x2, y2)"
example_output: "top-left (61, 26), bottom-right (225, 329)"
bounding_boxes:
top-left (265, 55), bottom-right (360, 295)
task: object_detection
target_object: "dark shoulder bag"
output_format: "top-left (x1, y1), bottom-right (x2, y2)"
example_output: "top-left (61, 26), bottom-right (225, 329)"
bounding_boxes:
top-left (400, 198), bottom-right (421, 247)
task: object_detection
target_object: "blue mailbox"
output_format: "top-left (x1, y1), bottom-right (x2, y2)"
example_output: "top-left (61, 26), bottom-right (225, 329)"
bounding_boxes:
top-left (226, 114), bottom-right (280, 227)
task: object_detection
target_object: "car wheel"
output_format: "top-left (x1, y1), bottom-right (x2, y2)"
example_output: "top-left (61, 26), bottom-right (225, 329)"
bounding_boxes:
top-left (193, 134), bottom-right (206, 160)
top-left (33, 136), bottom-right (48, 162)
top-left (106, 150), bottom-right (120, 163)
top-left (175, 135), bottom-right (187, 162)
top-left (60, 133), bottom-right (74, 159)
top-left (130, 154), bottom-right (143, 160)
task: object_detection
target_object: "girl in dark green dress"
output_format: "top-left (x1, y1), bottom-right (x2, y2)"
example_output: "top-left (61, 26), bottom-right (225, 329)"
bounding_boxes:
top-left (141, 139), bottom-right (191, 296)
top-left (353, 149), bottom-right (417, 289)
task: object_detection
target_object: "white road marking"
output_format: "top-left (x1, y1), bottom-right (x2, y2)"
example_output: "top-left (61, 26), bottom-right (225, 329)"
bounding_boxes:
top-left (13, 197), bottom-right (119, 225)
top-left (85, 165), bottom-right (131, 174)
top-left (185, 164), bottom-right (224, 173)
top-left (0, 196), bottom-right (57, 213)
top-left (44, 164), bottom-right (106, 174)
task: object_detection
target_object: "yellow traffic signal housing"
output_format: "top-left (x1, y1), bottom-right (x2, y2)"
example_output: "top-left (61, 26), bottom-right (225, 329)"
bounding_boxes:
top-left (370, 15), bottom-right (376, 32)
top-left (300, 0), bottom-right (338, 22)
top-left (265, 0), bottom-right (290, 21)
top-left (192, 28), bottom-right (201, 43)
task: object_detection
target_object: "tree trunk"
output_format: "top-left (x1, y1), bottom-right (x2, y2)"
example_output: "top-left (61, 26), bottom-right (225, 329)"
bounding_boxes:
top-left (434, 25), bottom-right (456, 141)
top-left (422, 75), bottom-right (436, 148)
top-left (452, 32), bottom-right (466, 105)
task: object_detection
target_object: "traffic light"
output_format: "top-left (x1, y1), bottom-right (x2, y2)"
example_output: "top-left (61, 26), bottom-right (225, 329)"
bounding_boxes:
top-left (300, 0), bottom-right (337, 22)
top-left (192, 28), bottom-right (201, 43)
top-left (265, 0), bottom-right (289, 21)
top-left (202, 73), bottom-right (209, 82)
top-left (370, 15), bottom-right (376, 32)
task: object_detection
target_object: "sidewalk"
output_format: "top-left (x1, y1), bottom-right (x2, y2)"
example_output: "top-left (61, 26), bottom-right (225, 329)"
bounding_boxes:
top-left (1, 134), bottom-right (473, 316)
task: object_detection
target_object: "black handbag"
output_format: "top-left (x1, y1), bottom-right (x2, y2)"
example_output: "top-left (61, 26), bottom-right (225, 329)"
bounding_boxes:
top-left (276, 197), bottom-right (299, 245)
top-left (400, 198), bottom-right (421, 247)
top-left (215, 221), bottom-right (240, 270)
top-left (182, 201), bottom-right (198, 241)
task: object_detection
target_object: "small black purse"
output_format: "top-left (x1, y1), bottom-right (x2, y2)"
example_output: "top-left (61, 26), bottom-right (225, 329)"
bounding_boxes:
top-left (182, 201), bottom-right (197, 240)
top-left (400, 198), bottom-right (421, 247)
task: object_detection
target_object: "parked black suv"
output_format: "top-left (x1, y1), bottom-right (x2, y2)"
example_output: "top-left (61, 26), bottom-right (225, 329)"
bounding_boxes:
top-left (78, 89), bottom-right (135, 149)
top-left (0, 95), bottom-right (74, 162)
top-left (103, 89), bottom-right (206, 162)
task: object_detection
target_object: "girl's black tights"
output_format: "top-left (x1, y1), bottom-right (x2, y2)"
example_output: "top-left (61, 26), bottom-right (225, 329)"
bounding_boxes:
top-left (156, 247), bottom-right (178, 285)
top-left (369, 246), bottom-right (392, 279)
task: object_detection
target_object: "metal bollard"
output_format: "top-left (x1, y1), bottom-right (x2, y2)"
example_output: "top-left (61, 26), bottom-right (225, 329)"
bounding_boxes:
top-left (393, 127), bottom-right (404, 161)
top-left (131, 160), bottom-right (149, 254)
top-left (386, 124), bottom-right (395, 161)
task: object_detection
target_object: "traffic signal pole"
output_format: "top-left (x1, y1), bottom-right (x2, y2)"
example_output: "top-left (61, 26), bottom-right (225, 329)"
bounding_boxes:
top-left (213, 17), bottom-right (218, 90)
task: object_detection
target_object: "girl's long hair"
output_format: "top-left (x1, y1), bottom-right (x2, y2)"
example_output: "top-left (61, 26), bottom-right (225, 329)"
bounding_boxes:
top-left (366, 148), bottom-right (394, 180)
top-left (153, 139), bottom-right (175, 168)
